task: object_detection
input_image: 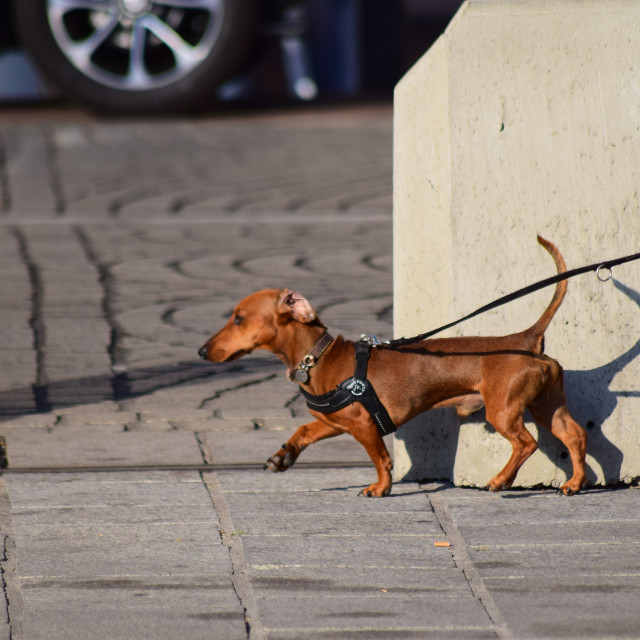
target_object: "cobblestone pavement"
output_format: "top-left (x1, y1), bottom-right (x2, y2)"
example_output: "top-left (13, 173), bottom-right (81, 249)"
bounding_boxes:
top-left (0, 104), bottom-right (639, 640)
top-left (0, 104), bottom-right (394, 421)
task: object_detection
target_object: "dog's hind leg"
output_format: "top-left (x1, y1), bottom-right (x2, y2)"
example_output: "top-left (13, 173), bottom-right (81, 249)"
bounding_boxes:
top-left (485, 408), bottom-right (539, 492)
top-left (529, 397), bottom-right (587, 496)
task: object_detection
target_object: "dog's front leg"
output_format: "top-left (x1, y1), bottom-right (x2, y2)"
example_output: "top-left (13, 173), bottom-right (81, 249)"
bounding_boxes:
top-left (265, 419), bottom-right (341, 472)
top-left (350, 421), bottom-right (393, 497)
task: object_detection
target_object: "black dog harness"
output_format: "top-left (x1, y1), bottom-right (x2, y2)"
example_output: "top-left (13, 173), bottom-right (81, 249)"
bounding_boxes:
top-left (298, 339), bottom-right (397, 436)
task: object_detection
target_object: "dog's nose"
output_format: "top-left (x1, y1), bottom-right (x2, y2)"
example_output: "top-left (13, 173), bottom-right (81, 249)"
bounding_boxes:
top-left (198, 345), bottom-right (209, 360)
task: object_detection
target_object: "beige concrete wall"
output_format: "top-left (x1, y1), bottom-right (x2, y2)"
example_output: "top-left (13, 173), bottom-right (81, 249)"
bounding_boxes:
top-left (393, 0), bottom-right (640, 488)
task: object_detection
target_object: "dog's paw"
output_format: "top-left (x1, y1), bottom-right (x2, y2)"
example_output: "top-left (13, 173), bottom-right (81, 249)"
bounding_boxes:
top-left (358, 483), bottom-right (392, 498)
top-left (486, 477), bottom-right (512, 492)
top-left (557, 483), bottom-right (580, 496)
top-left (264, 443), bottom-right (298, 473)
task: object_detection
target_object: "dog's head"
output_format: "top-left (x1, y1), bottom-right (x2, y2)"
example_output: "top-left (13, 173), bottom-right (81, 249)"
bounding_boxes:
top-left (198, 288), bottom-right (320, 362)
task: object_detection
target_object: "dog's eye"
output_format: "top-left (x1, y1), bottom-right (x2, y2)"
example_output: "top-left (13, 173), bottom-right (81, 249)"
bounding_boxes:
top-left (233, 315), bottom-right (243, 325)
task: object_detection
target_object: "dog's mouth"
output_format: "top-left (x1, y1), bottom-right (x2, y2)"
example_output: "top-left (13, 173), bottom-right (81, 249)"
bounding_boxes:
top-left (225, 349), bottom-right (249, 362)
top-left (199, 340), bottom-right (252, 363)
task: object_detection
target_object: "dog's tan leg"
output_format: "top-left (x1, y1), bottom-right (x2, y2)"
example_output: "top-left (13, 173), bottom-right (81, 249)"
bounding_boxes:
top-left (265, 419), bottom-right (341, 472)
top-left (348, 422), bottom-right (393, 497)
top-left (530, 403), bottom-right (587, 495)
top-left (485, 410), bottom-right (538, 492)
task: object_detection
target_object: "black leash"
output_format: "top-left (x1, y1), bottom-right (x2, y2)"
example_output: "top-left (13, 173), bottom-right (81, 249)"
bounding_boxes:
top-left (390, 249), bottom-right (640, 347)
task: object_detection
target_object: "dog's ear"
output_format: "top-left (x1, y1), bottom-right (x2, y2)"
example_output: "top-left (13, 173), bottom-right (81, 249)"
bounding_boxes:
top-left (278, 289), bottom-right (317, 323)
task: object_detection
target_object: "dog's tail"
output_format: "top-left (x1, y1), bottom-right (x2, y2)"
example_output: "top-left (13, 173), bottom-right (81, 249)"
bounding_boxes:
top-left (522, 235), bottom-right (568, 354)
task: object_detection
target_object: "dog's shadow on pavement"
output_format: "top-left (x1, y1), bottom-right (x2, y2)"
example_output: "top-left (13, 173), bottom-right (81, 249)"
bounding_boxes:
top-left (398, 278), bottom-right (640, 487)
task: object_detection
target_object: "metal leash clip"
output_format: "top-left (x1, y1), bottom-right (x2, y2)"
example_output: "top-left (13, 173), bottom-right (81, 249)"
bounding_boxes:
top-left (293, 355), bottom-right (316, 383)
top-left (596, 264), bottom-right (613, 282)
top-left (359, 334), bottom-right (391, 347)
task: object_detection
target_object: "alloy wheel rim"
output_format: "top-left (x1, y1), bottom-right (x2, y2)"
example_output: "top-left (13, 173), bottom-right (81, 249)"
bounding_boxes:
top-left (46, 0), bottom-right (225, 91)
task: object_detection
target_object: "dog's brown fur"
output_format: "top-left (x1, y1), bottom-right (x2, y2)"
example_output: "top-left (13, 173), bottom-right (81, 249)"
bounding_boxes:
top-left (199, 236), bottom-right (587, 497)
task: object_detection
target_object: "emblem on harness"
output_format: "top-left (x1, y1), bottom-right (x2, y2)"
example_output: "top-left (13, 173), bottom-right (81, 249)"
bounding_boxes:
top-left (346, 378), bottom-right (367, 396)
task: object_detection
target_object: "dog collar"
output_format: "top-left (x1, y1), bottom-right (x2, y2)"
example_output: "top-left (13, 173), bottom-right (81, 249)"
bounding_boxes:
top-left (287, 332), bottom-right (334, 383)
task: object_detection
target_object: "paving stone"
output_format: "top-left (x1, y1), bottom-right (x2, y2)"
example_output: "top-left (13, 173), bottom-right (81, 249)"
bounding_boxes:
top-left (20, 579), bottom-right (247, 640)
top-left (444, 486), bottom-right (640, 524)
top-left (217, 467), bottom-right (405, 498)
top-left (255, 593), bottom-right (491, 634)
top-left (458, 520), bottom-right (640, 546)
top-left (5, 429), bottom-right (204, 468)
top-left (229, 511), bottom-right (440, 538)
top-left (52, 401), bottom-right (134, 426)
top-left (486, 585), bottom-right (640, 639)
top-left (202, 428), bottom-right (373, 466)
top-left (6, 472), bottom-right (213, 508)
top-left (11, 502), bottom-right (219, 527)
top-left (246, 565), bottom-right (470, 596)
top-left (0, 412), bottom-right (57, 429)
top-left (240, 534), bottom-right (454, 571)
top-left (1, 128), bottom-right (56, 213)
top-left (468, 541), bottom-right (640, 576)
top-left (264, 630), bottom-right (497, 640)
top-left (14, 522), bottom-right (230, 578)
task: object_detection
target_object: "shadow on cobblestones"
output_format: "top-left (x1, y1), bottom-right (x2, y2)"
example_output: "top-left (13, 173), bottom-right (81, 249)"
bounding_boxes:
top-left (0, 357), bottom-right (277, 420)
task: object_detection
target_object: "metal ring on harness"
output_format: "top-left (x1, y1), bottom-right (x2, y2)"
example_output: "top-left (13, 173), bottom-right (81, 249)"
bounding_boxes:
top-left (596, 264), bottom-right (613, 282)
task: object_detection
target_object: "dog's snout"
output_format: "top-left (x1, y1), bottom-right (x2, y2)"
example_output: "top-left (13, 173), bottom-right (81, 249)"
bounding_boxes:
top-left (198, 345), bottom-right (209, 360)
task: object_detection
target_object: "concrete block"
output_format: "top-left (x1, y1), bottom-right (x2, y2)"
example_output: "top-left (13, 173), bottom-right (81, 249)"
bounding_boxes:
top-left (393, 0), bottom-right (640, 487)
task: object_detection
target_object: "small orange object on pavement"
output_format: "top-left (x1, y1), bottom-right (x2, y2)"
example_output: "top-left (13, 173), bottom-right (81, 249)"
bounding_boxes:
top-left (434, 541), bottom-right (451, 547)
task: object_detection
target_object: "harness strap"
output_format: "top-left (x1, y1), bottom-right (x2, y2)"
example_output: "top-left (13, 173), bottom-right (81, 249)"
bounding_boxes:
top-left (299, 341), bottom-right (397, 437)
top-left (354, 341), bottom-right (370, 379)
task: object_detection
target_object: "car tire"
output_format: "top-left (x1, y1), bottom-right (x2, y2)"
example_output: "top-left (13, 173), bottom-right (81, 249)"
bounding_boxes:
top-left (13, 0), bottom-right (257, 113)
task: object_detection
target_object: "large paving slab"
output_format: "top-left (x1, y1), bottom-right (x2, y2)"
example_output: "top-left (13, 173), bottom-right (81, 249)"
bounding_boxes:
top-left (5, 471), bottom-right (247, 640)
top-left (438, 485), bottom-right (640, 639)
top-left (4, 428), bottom-right (204, 468)
top-left (213, 470), bottom-right (497, 639)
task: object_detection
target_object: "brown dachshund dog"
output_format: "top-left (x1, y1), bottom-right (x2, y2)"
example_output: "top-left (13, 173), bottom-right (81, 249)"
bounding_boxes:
top-left (199, 236), bottom-right (586, 497)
